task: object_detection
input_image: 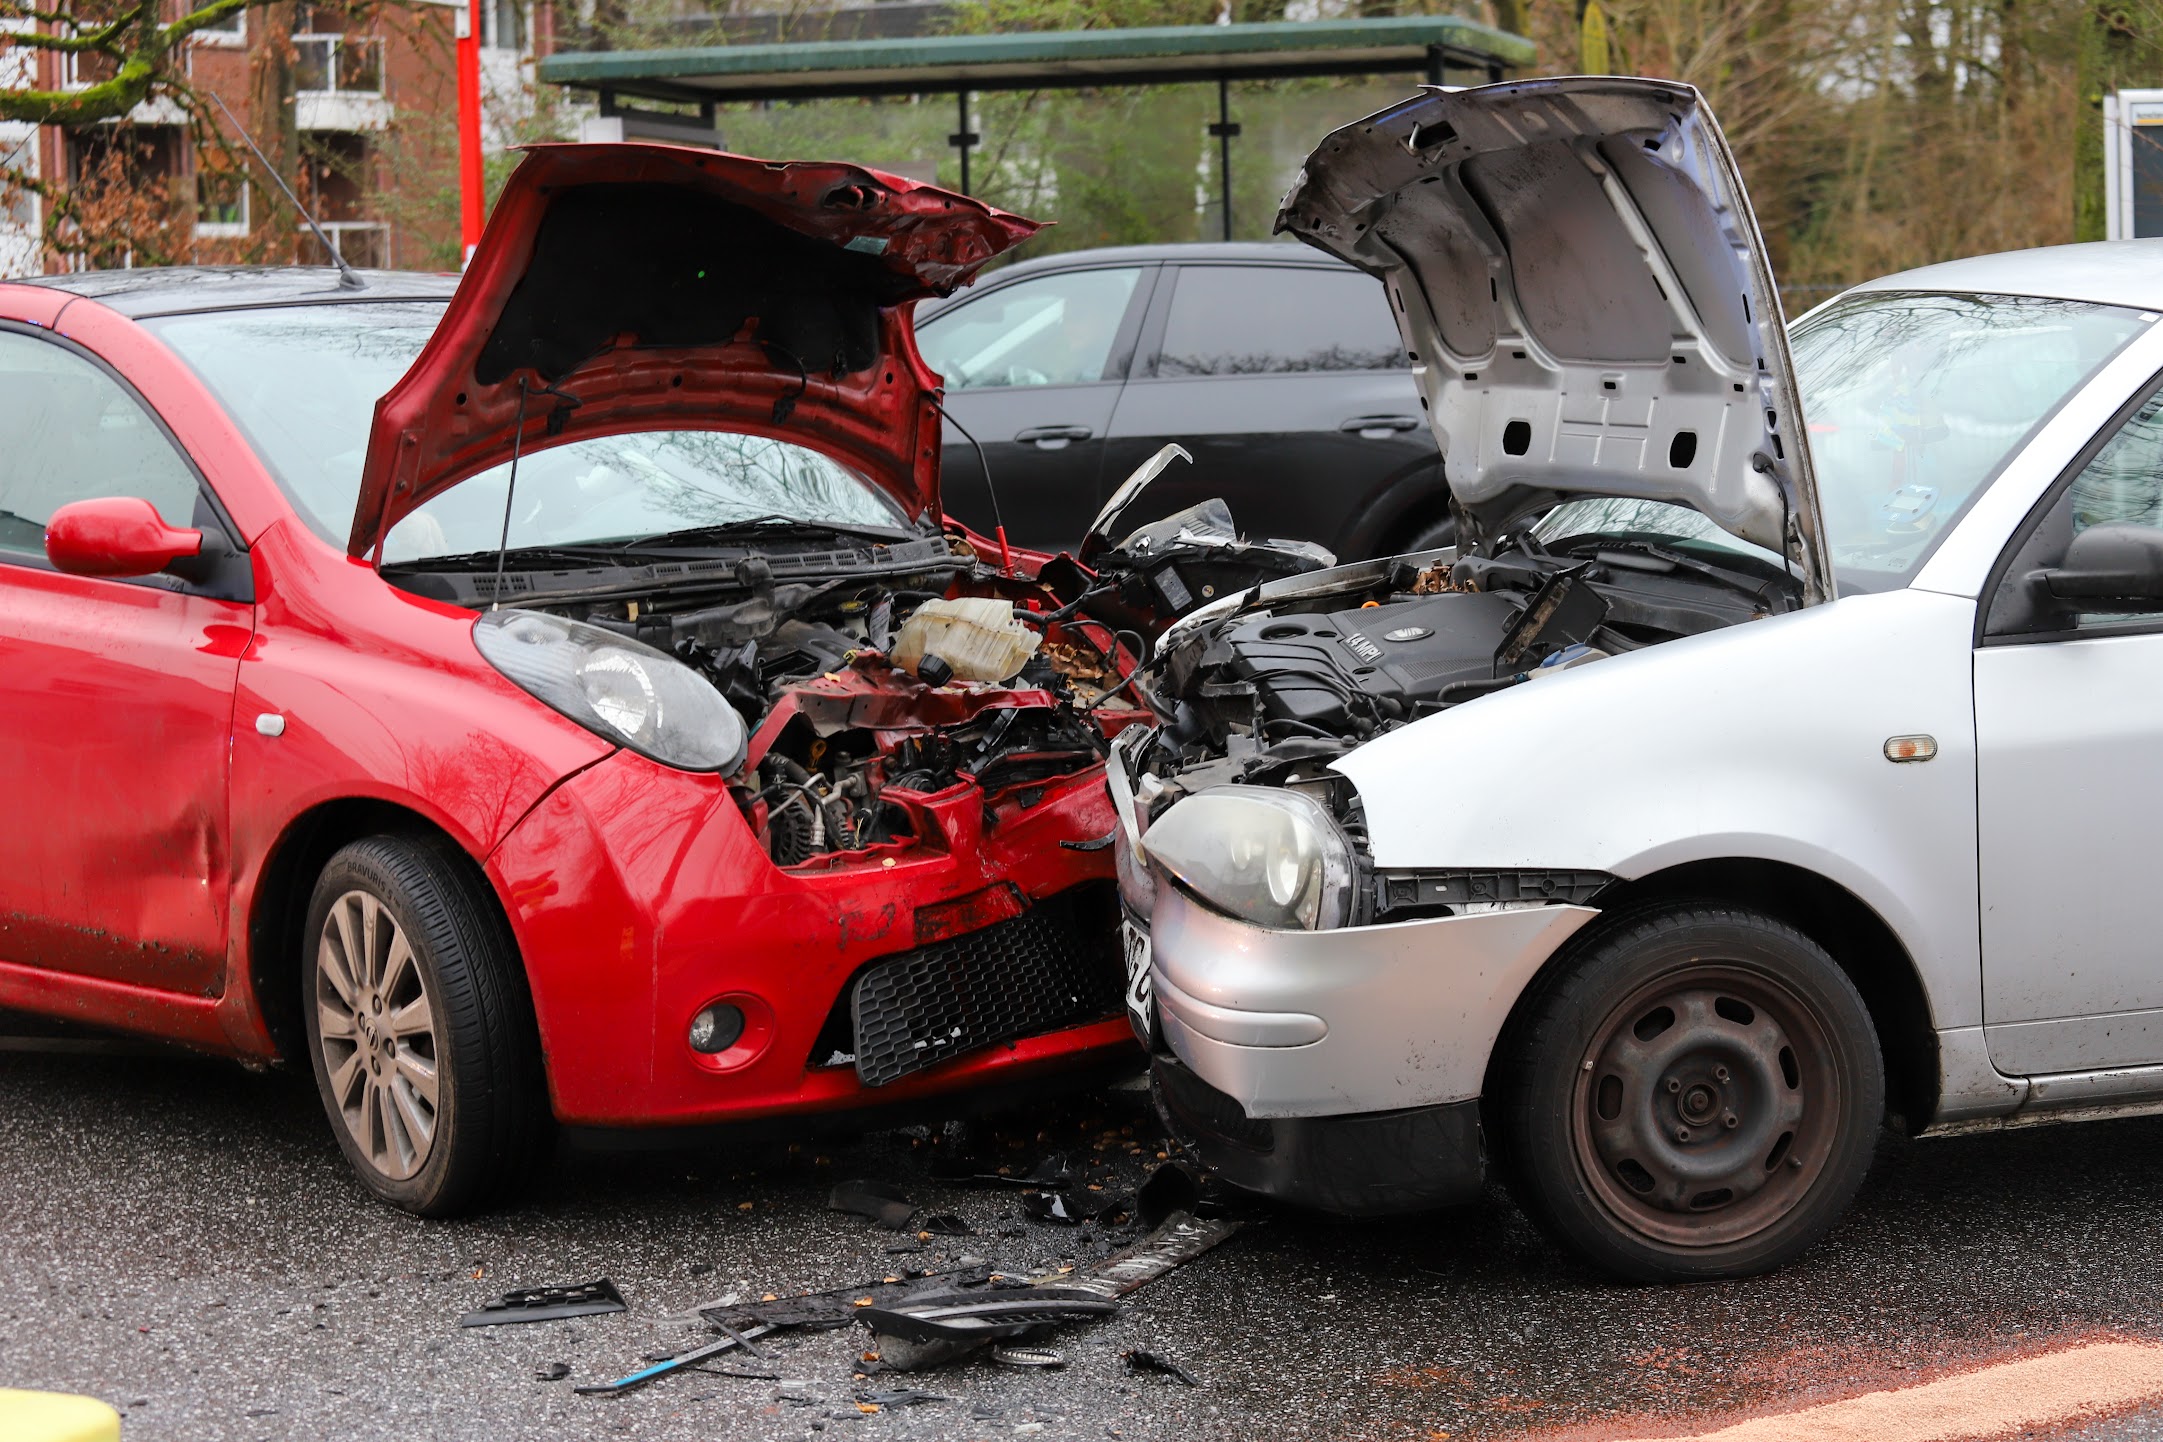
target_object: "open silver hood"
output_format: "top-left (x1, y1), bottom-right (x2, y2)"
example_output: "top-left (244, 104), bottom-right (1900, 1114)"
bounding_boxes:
top-left (1279, 77), bottom-right (1830, 602)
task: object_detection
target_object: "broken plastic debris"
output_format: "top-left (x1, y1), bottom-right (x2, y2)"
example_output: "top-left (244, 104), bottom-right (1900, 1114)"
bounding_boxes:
top-left (1125, 1349), bottom-right (1200, 1386)
top-left (459, 1278), bottom-right (626, 1327)
top-left (856, 1388), bottom-right (948, 1408)
top-left (829, 1179), bottom-right (916, 1230)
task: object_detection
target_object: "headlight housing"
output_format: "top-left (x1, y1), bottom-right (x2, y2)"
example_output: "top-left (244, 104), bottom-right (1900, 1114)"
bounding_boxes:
top-left (1141, 785), bottom-right (1354, 930)
top-left (473, 610), bottom-right (746, 775)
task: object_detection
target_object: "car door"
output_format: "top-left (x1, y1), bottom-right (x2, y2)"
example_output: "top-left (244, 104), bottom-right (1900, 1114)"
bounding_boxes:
top-left (1098, 262), bottom-right (1441, 558)
top-left (915, 263), bottom-right (1154, 551)
top-left (1976, 372), bottom-right (2163, 1073)
top-left (0, 323), bottom-right (250, 996)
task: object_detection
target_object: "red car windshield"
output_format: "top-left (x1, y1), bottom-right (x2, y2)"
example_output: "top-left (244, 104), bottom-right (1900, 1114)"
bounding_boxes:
top-left (146, 301), bottom-right (913, 561)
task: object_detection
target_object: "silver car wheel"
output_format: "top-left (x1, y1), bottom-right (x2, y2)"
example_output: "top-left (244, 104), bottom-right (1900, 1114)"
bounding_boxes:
top-left (315, 889), bottom-right (440, 1182)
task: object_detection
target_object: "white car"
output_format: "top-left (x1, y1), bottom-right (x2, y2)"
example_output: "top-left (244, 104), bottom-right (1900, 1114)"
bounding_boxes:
top-left (1109, 75), bottom-right (2163, 1281)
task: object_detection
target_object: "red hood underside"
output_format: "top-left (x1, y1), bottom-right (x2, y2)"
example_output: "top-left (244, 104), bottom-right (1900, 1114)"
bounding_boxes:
top-left (350, 143), bottom-right (1041, 559)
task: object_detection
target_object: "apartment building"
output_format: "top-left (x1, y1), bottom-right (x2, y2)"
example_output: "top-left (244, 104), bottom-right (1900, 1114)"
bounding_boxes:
top-left (0, 0), bottom-right (541, 277)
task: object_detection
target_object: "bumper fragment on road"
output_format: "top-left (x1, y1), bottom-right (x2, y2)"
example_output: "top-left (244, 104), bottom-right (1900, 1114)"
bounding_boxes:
top-left (1615, 1340), bottom-right (2163, 1442)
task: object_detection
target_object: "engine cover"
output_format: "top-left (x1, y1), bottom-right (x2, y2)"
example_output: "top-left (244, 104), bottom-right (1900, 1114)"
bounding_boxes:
top-left (1225, 591), bottom-right (1522, 729)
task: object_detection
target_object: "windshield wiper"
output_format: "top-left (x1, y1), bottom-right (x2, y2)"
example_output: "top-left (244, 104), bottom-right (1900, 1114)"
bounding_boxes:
top-left (1565, 537), bottom-right (1787, 601)
top-left (607, 515), bottom-right (915, 551)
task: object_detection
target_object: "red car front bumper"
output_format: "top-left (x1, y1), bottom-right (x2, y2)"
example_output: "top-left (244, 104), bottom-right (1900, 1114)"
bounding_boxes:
top-left (488, 746), bottom-right (1135, 1129)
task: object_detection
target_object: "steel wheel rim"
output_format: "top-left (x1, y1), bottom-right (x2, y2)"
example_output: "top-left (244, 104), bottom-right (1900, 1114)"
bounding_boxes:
top-left (315, 889), bottom-right (440, 1182)
top-left (1569, 963), bottom-right (1841, 1249)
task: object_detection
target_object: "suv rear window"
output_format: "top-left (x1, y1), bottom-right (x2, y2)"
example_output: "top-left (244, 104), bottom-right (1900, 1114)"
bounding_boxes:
top-left (1155, 265), bottom-right (1403, 377)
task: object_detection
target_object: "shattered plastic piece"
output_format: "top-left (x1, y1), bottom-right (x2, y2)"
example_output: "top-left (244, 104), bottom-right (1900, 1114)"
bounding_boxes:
top-left (1060, 1211), bottom-right (1242, 1301)
top-left (919, 1214), bottom-right (974, 1236)
top-left (701, 1264), bottom-right (994, 1334)
top-left (829, 1179), bottom-right (916, 1230)
top-left (991, 1345), bottom-right (1066, 1369)
top-left (1021, 1190), bottom-right (1123, 1226)
top-left (856, 1389), bottom-right (948, 1408)
top-left (856, 1287), bottom-right (1117, 1345)
top-left (1135, 1161), bottom-right (1206, 1230)
top-left (459, 1278), bottom-right (626, 1327)
top-left (574, 1324), bottom-right (779, 1397)
top-left (1125, 1349), bottom-right (1200, 1387)
top-left (535, 1361), bottom-right (571, 1382)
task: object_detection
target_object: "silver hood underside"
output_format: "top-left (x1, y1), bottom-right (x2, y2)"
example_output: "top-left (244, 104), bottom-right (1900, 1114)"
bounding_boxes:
top-left (1279, 77), bottom-right (1830, 602)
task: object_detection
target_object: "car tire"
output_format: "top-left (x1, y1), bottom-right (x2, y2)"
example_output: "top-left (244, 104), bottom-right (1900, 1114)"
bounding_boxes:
top-left (1395, 513), bottom-right (1457, 555)
top-left (1493, 904), bottom-right (1882, 1282)
top-left (301, 834), bottom-right (548, 1216)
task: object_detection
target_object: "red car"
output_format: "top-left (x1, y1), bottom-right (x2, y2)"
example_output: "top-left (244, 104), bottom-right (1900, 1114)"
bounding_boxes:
top-left (0, 145), bottom-right (1147, 1214)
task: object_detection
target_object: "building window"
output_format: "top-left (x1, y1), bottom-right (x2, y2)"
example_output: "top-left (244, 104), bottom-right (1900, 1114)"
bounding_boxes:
top-left (195, 167), bottom-right (247, 237)
top-left (294, 7), bottom-right (383, 95)
top-left (484, 0), bottom-right (522, 52)
top-left (194, 7), bottom-right (245, 46)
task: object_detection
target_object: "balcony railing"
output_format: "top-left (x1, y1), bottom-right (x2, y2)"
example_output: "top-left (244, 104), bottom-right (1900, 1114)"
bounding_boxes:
top-left (300, 220), bottom-right (388, 269)
top-left (294, 35), bottom-right (383, 95)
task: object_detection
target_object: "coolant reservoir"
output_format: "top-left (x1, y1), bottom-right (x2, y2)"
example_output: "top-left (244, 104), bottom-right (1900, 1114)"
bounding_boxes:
top-left (892, 597), bottom-right (1041, 684)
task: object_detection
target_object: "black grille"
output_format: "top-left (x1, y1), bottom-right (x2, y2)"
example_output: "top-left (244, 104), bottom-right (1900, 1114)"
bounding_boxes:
top-left (851, 884), bottom-right (1121, 1088)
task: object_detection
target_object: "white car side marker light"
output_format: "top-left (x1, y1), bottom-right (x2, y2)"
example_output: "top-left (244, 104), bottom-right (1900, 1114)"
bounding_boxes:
top-left (1884, 734), bottom-right (1936, 763)
top-left (256, 713), bottom-right (286, 737)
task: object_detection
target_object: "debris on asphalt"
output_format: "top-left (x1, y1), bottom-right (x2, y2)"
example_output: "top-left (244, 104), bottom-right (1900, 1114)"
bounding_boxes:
top-left (1020, 1188), bottom-right (1125, 1225)
top-left (700, 1263), bottom-right (995, 1334)
top-left (857, 1287), bottom-right (1120, 1345)
top-left (863, 1204), bottom-right (1242, 1371)
top-left (919, 1213), bottom-right (975, 1236)
top-left (534, 1362), bottom-right (570, 1382)
top-left (1124, 1349), bottom-right (1200, 1387)
top-left (855, 1388), bottom-right (949, 1408)
top-left (991, 1345), bottom-right (1066, 1369)
top-left (458, 1278), bottom-right (627, 1327)
top-left (573, 1325), bottom-right (779, 1397)
top-left (829, 1179), bottom-right (917, 1230)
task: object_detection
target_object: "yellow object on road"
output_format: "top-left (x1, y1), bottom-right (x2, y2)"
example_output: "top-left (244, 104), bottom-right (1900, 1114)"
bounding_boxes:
top-left (0, 1388), bottom-right (121, 1442)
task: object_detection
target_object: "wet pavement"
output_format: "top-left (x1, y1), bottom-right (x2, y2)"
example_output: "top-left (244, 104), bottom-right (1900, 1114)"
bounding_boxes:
top-left (8, 1036), bottom-right (2163, 1440)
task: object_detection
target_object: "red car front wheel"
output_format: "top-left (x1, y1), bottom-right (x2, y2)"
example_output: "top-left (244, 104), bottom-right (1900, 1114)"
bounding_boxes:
top-left (302, 835), bottom-right (548, 1215)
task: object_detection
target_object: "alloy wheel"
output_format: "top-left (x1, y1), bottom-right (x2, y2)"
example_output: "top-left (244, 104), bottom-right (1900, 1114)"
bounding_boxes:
top-left (1570, 964), bottom-right (1842, 1249)
top-left (314, 889), bottom-right (441, 1182)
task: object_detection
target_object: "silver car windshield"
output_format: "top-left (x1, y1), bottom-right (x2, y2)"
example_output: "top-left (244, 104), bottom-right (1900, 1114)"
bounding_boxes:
top-left (1537, 292), bottom-right (2151, 594)
top-left (146, 302), bottom-right (913, 560)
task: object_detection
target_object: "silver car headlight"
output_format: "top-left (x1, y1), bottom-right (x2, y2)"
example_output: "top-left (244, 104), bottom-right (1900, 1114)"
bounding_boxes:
top-left (473, 610), bottom-right (746, 775)
top-left (1141, 785), bottom-right (1354, 930)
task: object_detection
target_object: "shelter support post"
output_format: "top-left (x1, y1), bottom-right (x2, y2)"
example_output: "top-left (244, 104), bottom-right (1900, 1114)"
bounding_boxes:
top-left (1207, 77), bottom-right (1240, 242)
top-left (951, 91), bottom-right (980, 196)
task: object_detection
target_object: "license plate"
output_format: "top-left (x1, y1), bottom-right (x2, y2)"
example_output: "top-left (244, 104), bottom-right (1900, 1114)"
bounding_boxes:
top-left (1122, 919), bottom-right (1154, 1045)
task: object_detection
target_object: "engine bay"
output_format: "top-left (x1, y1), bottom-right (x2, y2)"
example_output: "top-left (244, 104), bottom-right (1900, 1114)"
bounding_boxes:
top-left (510, 555), bottom-right (1136, 869)
top-left (1130, 526), bottom-right (1804, 818)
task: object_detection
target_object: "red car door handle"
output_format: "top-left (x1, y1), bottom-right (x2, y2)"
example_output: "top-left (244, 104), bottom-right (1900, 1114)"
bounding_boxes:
top-left (1016, 425), bottom-right (1093, 449)
top-left (1340, 415), bottom-right (1421, 436)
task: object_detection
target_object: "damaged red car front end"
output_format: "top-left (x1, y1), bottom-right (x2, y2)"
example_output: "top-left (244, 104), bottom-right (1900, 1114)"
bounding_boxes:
top-left (0, 143), bottom-right (1149, 1214)
top-left (362, 147), bottom-right (1151, 1134)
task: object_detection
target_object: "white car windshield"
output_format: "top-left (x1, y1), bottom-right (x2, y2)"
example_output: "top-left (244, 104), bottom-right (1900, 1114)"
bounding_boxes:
top-left (1539, 292), bottom-right (2150, 594)
top-left (147, 302), bottom-right (914, 561)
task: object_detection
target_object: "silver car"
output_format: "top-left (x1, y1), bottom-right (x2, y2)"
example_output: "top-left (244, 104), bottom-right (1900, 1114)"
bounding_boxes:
top-left (1112, 75), bottom-right (2163, 1281)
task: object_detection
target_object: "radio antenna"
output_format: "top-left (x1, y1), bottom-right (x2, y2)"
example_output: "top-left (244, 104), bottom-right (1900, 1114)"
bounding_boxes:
top-left (206, 90), bottom-right (365, 290)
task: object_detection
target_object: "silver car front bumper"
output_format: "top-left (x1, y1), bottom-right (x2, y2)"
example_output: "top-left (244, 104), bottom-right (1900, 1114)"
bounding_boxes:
top-left (1147, 885), bottom-right (1597, 1118)
top-left (1105, 729), bottom-right (1598, 1120)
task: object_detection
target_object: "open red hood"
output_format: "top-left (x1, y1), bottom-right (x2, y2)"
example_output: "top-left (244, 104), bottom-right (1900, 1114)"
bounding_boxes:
top-left (350, 143), bottom-right (1040, 559)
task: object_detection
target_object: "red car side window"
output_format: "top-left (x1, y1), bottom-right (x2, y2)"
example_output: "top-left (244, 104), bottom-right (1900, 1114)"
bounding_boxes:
top-left (0, 329), bottom-right (200, 560)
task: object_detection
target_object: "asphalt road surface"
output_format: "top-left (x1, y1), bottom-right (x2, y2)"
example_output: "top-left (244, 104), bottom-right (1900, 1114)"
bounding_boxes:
top-left (10, 1030), bottom-right (2163, 1441)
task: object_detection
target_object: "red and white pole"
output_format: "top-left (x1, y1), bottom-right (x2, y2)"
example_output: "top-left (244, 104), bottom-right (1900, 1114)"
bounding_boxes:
top-left (455, 0), bottom-right (484, 263)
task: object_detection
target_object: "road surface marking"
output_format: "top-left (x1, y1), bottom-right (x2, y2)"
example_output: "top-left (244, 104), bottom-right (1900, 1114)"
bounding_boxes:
top-left (1615, 1340), bottom-right (2163, 1442)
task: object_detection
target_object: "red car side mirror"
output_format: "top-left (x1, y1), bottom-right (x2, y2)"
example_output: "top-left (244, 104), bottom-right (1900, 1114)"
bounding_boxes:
top-left (46, 497), bottom-right (203, 579)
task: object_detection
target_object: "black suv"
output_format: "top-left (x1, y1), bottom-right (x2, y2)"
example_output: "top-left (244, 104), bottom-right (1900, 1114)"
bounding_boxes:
top-left (915, 242), bottom-right (1451, 560)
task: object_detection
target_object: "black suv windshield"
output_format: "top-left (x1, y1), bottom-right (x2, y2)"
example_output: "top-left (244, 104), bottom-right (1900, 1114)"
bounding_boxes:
top-left (146, 301), bottom-right (913, 560)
